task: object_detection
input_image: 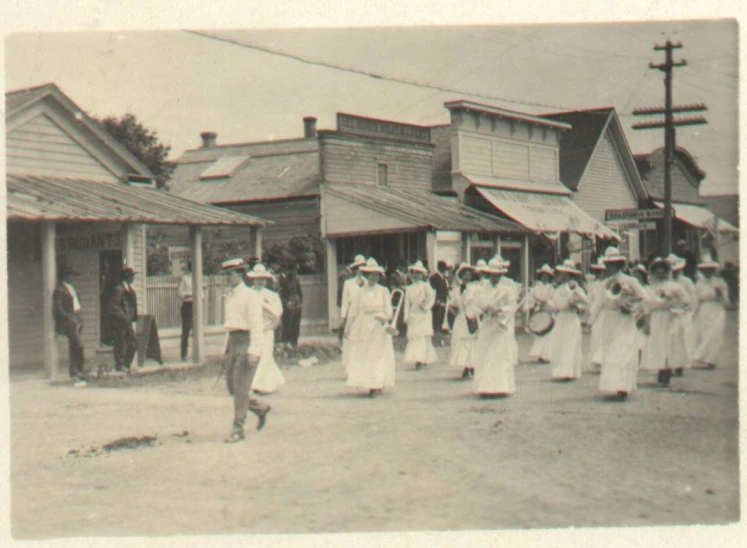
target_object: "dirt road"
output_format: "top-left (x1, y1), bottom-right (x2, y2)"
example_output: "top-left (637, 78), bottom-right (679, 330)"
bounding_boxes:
top-left (9, 314), bottom-right (740, 539)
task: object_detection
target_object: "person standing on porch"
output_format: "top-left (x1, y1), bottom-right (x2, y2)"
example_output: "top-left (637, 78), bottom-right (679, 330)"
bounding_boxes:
top-left (596, 247), bottom-right (649, 401)
top-left (404, 260), bottom-right (438, 370)
top-left (247, 264), bottom-right (286, 395)
top-left (107, 266), bottom-right (138, 373)
top-left (53, 265), bottom-right (86, 384)
top-left (429, 260), bottom-right (450, 334)
top-left (279, 263), bottom-right (303, 350)
top-left (525, 264), bottom-right (555, 364)
top-left (546, 260), bottom-right (588, 382)
top-left (691, 256), bottom-right (730, 370)
top-left (345, 258), bottom-right (396, 397)
top-left (221, 258), bottom-right (271, 443)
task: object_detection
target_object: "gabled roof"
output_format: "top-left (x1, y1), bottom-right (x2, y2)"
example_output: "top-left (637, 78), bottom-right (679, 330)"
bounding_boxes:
top-left (5, 83), bottom-right (154, 179)
top-left (634, 147), bottom-right (707, 204)
top-left (6, 174), bottom-right (268, 226)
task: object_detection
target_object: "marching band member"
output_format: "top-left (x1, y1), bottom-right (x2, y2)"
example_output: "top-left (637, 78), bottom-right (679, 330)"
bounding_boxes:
top-left (449, 263), bottom-right (480, 379)
top-left (247, 264), bottom-right (286, 395)
top-left (404, 260), bottom-right (438, 370)
top-left (631, 263), bottom-right (650, 357)
top-left (547, 260), bottom-right (588, 381)
top-left (669, 254), bottom-right (697, 376)
top-left (340, 254), bottom-right (367, 372)
top-left (639, 257), bottom-right (691, 387)
top-left (473, 258), bottom-right (518, 398)
top-left (596, 247), bottom-right (649, 401)
top-left (691, 256), bottom-right (730, 369)
top-left (525, 264), bottom-right (555, 364)
top-left (586, 258), bottom-right (609, 370)
top-left (345, 258), bottom-right (396, 397)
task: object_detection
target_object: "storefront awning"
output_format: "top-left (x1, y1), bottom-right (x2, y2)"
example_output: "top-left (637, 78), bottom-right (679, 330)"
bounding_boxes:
top-left (475, 186), bottom-right (620, 240)
top-left (653, 201), bottom-right (738, 234)
top-left (322, 184), bottom-right (524, 238)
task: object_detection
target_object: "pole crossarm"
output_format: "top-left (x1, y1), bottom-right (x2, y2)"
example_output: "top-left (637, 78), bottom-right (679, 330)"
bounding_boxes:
top-left (632, 104), bottom-right (708, 116)
top-left (632, 117), bottom-right (709, 130)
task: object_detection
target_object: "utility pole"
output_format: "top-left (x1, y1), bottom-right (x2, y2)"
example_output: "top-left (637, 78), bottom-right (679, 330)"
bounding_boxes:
top-left (632, 41), bottom-right (707, 257)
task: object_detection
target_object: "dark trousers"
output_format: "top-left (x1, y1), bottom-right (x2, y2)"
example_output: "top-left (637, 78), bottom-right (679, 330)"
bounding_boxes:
top-left (432, 303), bottom-right (446, 332)
top-left (64, 319), bottom-right (85, 378)
top-left (180, 301), bottom-right (193, 360)
top-left (111, 320), bottom-right (137, 370)
top-left (282, 305), bottom-right (302, 347)
top-left (225, 331), bottom-right (269, 430)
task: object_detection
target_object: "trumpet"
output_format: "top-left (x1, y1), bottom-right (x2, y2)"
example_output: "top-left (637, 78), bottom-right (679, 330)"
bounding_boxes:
top-left (497, 292), bottom-right (530, 329)
top-left (384, 289), bottom-right (405, 336)
top-left (605, 278), bottom-right (642, 315)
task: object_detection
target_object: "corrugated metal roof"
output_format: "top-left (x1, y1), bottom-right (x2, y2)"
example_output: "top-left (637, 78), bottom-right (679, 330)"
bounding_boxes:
top-left (6, 174), bottom-right (268, 226)
top-left (324, 184), bottom-right (524, 234)
top-left (171, 150), bottom-right (321, 204)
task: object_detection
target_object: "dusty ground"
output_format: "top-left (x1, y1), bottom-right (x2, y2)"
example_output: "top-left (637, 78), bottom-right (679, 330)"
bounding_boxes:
top-left (9, 313), bottom-right (740, 539)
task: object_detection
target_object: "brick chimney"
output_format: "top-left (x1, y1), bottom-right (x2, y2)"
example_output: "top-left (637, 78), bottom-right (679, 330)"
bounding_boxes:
top-left (303, 117), bottom-right (317, 139)
top-left (200, 131), bottom-right (217, 149)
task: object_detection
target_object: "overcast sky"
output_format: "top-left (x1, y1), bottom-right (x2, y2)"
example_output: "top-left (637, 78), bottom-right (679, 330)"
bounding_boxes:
top-left (5, 20), bottom-right (739, 195)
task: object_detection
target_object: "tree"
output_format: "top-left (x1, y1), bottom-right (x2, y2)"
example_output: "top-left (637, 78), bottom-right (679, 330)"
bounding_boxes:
top-left (97, 113), bottom-right (175, 189)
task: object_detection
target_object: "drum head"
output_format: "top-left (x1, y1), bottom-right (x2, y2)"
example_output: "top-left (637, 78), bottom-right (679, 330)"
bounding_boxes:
top-left (528, 310), bottom-right (554, 336)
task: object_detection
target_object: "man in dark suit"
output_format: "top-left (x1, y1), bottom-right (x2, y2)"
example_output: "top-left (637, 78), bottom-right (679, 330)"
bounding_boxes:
top-left (429, 260), bottom-right (449, 333)
top-left (53, 266), bottom-right (86, 382)
top-left (279, 263), bottom-right (303, 349)
top-left (107, 266), bottom-right (138, 372)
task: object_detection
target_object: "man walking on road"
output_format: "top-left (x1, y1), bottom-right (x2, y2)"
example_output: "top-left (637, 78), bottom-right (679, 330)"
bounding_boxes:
top-left (221, 258), bottom-right (272, 443)
top-left (107, 266), bottom-right (138, 372)
top-left (53, 265), bottom-right (86, 384)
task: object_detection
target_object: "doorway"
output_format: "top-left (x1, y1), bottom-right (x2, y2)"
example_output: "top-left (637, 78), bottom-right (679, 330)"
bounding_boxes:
top-left (99, 249), bottom-right (122, 345)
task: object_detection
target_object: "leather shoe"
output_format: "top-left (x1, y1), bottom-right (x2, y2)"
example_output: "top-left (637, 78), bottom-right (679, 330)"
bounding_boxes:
top-left (257, 406), bottom-right (271, 431)
top-left (224, 429), bottom-right (245, 443)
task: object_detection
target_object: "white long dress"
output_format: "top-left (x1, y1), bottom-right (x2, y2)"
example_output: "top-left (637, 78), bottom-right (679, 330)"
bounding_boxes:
top-left (251, 288), bottom-right (286, 394)
top-left (598, 273), bottom-right (649, 395)
top-left (587, 279), bottom-right (608, 367)
top-left (692, 276), bottom-right (728, 367)
top-left (449, 282), bottom-right (480, 369)
top-left (525, 282), bottom-right (554, 362)
top-left (548, 283), bottom-right (588, 380)
top-left (340, 276), bottom-right (364, 372)
top-left (675, 273), bottom-right (698, 366)
top-left (473, 280), bottom-right (518, 396)
top-left (640, 280), bottom-right (691, 372)
top-left (403, 280), bottom-right (438, 365)
top-left (345, 284), bottom-right (396, 390)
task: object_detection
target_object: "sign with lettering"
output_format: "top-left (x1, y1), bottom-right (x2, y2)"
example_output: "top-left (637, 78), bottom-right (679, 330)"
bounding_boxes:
top-left (337, 113), bottom-right (431, 143)
top-left (57, 232), bottom-right (121, 252)
top-left (604, 208), bottom-right (667, 222)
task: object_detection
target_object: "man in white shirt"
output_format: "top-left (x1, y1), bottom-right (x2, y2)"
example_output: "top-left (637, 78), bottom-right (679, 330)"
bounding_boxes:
top-left (53, 266), bottom-right (86, 383)
top-left (178, 262), bottom-right (194, 362)
top-left (221, 258), bottom-right (271, 443)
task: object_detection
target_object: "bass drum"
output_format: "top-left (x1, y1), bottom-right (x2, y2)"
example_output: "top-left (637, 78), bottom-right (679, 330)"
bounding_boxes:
top-left (527, 310), bottom-right (555, 336)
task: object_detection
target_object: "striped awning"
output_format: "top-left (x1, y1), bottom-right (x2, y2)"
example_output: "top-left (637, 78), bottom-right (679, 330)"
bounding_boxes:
top-left (653, 201), bottom-right (738, 234)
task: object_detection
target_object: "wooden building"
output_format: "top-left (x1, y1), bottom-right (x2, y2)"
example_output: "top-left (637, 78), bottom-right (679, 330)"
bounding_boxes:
top-left (431, 100), bottom-right (619, 286)
top-left (5, 83), bottom-right (265, 376)
top-left (169, 113), bottom-right (523, 331)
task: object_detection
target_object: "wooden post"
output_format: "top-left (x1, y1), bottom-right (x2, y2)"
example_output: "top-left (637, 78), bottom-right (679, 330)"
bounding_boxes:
top-left (522, 234), bottom-right (531, 291)
top-left (190, 226), bottom-right (204, 363)
top-left (325, 238), bottom-right (338, 330)
top-left (426, 231), bottom-right (437, 272)
top-left (464, 233), bottom-right (472, 264)
top-left (41, 221), bottom-right (58, 379)
top-left (254, 226), bottom-right (263, 261)
top-left (494, 235), bottom-right (502, 258)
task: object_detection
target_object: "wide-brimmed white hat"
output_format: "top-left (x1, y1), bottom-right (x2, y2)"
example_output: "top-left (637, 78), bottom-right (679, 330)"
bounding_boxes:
top-left (697, 255), bottom-right (720, 270)
top-left (555, 259), bottom-right (581, 275)
top-left (648, 257), bottom-right (671, 273)
top-left (349, 254), bottom-right (367, 269)
top-left (221, 257), bottom-right (247, 272)
top-left (602, 246), bottom-right (626, 264)
top-left (408, 260), bottom-right (428, 275)
top-left (483, 257), bottom-right (508, 275)
top-left (493, 255), bottom-right (510, 268)
top-left (474, 259), bottom-right (488, 272)
top-left (360, 257), bottom-right (385, 275)
top-left (536, 263), bottom-right (555, 277)
top-left (247, 263), bottom-right (274, 279)
top-left (456, 262), bottom-right (476, 277)
top-left (590, 259), bottom-right (606, 271)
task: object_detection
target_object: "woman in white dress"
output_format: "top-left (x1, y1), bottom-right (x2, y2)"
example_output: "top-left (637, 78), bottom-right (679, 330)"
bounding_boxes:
top-left (340, 255), bottom-right (367, 373)
top-left (586, 259), bottom-right (608, 371)
top-left (525, 264), bottom-right (555, 364)
top-left (472, 258), bottom-right (518, 398)
top-left (547, 260), bottom-right (588, 381)
top-left (595, 247), bottom-right (649, 401)
top-left (247, 264), bottom-right (286, 395)
top-left (631, 263), bottom-right (650, 357)
top-left (669, 254), bottom-right (697, 376)
top-left (345, 258), bottom-right (396, 397)
top-left (449, 263), bottom-right (480, 379)
top-left (691, 256), bottom-right (730, 369)
top-left (639, 257), bottom-right (691, 387)
top-left (403, 260), bottom-right (438, 370)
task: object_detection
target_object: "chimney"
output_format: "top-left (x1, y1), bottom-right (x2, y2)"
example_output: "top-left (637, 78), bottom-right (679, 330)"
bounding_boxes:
top-left (303, 117), bottom-right (317, 139)
top-left (200, 131), bottom-right (217, 149)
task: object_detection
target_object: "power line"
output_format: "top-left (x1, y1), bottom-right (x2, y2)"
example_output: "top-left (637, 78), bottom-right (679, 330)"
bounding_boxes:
top-left (183, 29), bottom-right (574, 111)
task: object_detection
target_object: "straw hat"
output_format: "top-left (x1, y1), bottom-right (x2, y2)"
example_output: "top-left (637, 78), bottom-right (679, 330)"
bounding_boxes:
top-left (555, 259), bottom-right (581, 275)
top-left (493, 254), bottom-right (510, 268)
top-left (408, 260), bottom-right (428, 275)
top-left (649, 257), bottom-right (671, 273)
top-left (536, 263), bottom-right (555, 277)
top-left (247, 263), bottom-right (274, 279)
top-left (349, 254), bottom-right (367, 269)
top-left (456, 262), bottom-right (476, 277)
top-left (483, 257), bottom-right (508, 275)
top-left (602, 246), bottom-right (626, 264)
top-left (697, 253), bottom-right (720, 270)
top-left (360, 257), bottom-right (385, 275)
top-left (221, 257), bottom-right (247, 272)
top-left (474, 259), bottom-right (488, 272)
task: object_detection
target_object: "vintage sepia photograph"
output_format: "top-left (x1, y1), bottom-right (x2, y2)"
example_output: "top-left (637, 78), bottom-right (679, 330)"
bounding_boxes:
top-left (2, 10), bottom-right (742, 545)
